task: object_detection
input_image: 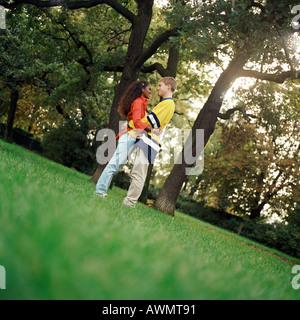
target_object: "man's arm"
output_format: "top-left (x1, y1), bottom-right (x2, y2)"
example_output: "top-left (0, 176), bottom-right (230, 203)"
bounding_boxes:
top-left (147, 101), bottom-right (175, 131)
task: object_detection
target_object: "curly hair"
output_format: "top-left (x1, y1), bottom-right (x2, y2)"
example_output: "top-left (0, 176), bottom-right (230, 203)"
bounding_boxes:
top-left (118, 80), bottom-right (150, 118)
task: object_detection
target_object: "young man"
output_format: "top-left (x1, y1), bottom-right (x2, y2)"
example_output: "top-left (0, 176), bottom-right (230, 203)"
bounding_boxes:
top-left (122, 77), bottom-right (177, 208)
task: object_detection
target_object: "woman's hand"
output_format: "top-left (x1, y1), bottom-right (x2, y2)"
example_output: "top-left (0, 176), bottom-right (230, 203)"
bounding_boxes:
top-left (121, 122), bottom-right (128, 131)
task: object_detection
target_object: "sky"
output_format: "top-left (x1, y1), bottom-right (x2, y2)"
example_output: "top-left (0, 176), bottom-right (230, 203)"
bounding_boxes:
top-left (155, 0), bottom-right (169, 8)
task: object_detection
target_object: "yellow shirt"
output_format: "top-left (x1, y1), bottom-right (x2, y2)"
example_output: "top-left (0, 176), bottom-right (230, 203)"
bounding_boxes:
top-left (127, 98), bottom-right (175, 142)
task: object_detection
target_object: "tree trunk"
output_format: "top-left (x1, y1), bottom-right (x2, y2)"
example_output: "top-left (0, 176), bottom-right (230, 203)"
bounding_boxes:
top-left (249, 172), bottom-right (266, 220)
top-left (4, 88), bottom-right (19, 142)
top-left (249, 201), bottom-right (267, 220)
top-left (89, 0), bottom-right (154, 183)
top-left (154, 45), bottom-right (252, 216)
top-left (137, 46), bottom-right (180, 200)
top-left (108, 0), bottom-right (154, 136)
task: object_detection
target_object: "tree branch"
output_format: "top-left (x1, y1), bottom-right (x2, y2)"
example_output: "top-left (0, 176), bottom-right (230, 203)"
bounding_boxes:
top-left (141, 62), bottom-right (166, 76)
top-left (218, 107), bottom-right (241, 120)
top-left (141, 45), bottom-right (180, 77)
top-left (103, 65), bottom-right (124, 72)
top-left (41, 8), bottom-right (93, 75)
top-left (218, 107), bottom-right (257, 120)
top-left (247, 1), bottom-right (266, 13)
top-left (0, 0), bottom-right (136, 23)
top-left (239, 69), bottom-right (300, 83)
top-left (275, 27), bottom-right (295, 73)
top-left (136, 27), bottom-right (179, 69)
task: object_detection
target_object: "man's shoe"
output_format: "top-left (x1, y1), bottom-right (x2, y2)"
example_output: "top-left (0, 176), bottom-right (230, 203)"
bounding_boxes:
top-left (122, 201), bottom-right (135, 209)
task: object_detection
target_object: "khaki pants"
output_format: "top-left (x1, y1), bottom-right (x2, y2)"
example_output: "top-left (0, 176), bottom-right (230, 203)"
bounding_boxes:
top-left (122, 147), bottom-right (149, 208)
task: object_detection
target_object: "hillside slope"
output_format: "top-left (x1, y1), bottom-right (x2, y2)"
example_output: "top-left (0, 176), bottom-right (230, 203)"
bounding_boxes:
top-left (0, 140), bottom-right (299, 300)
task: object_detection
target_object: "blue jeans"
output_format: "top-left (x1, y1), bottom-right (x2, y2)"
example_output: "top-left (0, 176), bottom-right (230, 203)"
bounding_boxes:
top-left (95, 133), bottom-right (136, 194)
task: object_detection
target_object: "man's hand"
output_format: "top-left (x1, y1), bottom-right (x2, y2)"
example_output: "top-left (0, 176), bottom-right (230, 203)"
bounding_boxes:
top-left (152, 128), bottom-right (163, 136)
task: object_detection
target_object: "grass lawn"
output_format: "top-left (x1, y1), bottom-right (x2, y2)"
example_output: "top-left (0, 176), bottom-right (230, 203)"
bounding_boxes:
top-left (0, 139), bottom-right (299, 300)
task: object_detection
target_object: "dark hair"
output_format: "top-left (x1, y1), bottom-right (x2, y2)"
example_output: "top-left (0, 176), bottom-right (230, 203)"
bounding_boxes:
top-left (118, 80), bottom-right (150, 118)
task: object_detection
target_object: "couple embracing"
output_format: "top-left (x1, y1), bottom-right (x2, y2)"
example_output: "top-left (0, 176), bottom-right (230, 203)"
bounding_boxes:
top-left (95, 77), bottom-right (177, 208)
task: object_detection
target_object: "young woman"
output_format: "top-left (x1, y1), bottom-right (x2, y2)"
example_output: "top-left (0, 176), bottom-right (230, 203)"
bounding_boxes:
top-left (95, 80), bottom-right (155, 197)
top-left (122, 77), bottom-right (177, 208)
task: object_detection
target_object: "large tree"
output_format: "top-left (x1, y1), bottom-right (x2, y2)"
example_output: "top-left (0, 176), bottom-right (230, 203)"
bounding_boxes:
top-left (153, 0), bottom-right (300, 215)
top-left (0, 10), bottom-right (51, 141)
top-left (192, 80), bottom-right (299, 220)
top-left (0, 0), bottom-right (181, 180)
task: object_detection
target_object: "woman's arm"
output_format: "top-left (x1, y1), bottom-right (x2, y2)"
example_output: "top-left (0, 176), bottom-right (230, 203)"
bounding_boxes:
top-left (131, 100), bottom-right (148, 131)
top-left (121, 122), bottom-right (162, 135)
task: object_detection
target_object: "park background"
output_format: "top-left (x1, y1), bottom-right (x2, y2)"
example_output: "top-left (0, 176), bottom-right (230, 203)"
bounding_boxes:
top-left (0, 0), bottom-right (299, 299)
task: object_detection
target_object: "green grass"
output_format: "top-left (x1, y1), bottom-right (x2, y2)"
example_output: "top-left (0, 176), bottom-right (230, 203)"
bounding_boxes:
top-left (0, 139), bottom-right (299, 300)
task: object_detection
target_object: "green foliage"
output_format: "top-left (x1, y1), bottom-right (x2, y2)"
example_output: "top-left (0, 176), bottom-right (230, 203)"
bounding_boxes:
top-left (288, 205), bottom-right (300, 232)
top-left (241, 221), bottom-right (300, 259)
top-left (192, 79), bottom-right (299, 221)
top-left (41, 118), bottom-right (97, 175)
top-left (174, 194), bottom-right (300, 259)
